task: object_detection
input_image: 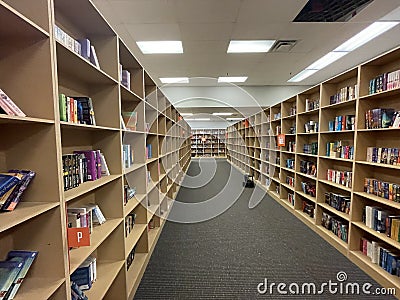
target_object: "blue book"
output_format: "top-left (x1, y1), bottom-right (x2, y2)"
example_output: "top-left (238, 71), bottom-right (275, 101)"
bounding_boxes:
top-left (78, 39), bottom-right (91, 60)
top-left (5, 251), bottom-right (38, 299)
top-left (0, 174), bottom-right (22, 199)
top-left (0, 261), bottom-right (23, 300)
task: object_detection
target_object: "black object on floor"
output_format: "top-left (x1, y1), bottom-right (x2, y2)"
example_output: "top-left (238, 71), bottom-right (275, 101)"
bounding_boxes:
top-left (134, 159), bottom-right (395, 299)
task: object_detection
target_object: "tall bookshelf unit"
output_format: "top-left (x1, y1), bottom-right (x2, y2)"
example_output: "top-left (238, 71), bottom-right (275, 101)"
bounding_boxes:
top-left (191, 129), bottom-right (226, 158)
top-left (227, 46), bottom-right (400, 295)
top-left (0, 1), bottom-right (191, 299)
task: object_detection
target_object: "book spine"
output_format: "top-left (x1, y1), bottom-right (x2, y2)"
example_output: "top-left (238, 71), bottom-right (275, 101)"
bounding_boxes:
top-left (0, 89), bottom-right (25, 117)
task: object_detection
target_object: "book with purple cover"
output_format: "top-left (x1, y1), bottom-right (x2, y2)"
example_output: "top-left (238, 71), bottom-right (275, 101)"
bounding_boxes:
top-left (73, 151), bottom-right (97, 181)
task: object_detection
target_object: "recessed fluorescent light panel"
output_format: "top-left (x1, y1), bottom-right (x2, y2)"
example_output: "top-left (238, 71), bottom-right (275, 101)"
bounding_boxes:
top-left (334, 21), bottom-right (399, 52)
top-left (159, 77), bottom-right (189, 84)
top-left (288, 21), bottom-right (399, 82)
top-left (288, 69), bottom-right (318, 82)
top-left (181, 113), bottom-right (193, 116)
top-left (306, 51), bottom-right (348, 70)
top-left (188, 118), bottom-right (210, 121)
top-left (227, 40), bottom-right (276, 53)
top-left (218, 76), bottom-right (248, 83)
top-left (213, 112), bottom-right (233, 116)
top-left (136, 41), bottom-right (183, 54)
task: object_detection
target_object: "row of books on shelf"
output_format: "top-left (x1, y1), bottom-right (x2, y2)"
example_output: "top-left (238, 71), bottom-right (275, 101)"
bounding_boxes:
top-left (328, 115), bottom-right (355, 132)
top-left (366, 147), bottom-right (400, 165)
top-left (125, 213), bottom-right (136, 238)
top-left (146, 144), bottom-right (153, 159)
top-left (126, 246), bottom-right (136, 271)
top-left (302, 200), bottom-right (314, 217)
top-left (62, 150), bottom-right (109, 191)
top-left (303, 142), bottom-right (318, 155)
top-left (325, 192), bottom-right (351, 214)
top-left (124, 185), bottom-right (136, 206)
top-left (71, 281), bottom-right (88, 300)
top-left (301, 181), bottom-right (316, 197)
top-left (288, 105), bottom-right (296, 116)
top-left (326, 141), bottom-right (354, 159)
top-left (364, 178), bottom-right (400, 202)
top-left (273, 112), bottom-right (281, 120)
top-left (329, 84), bottom-right (358, 105)
top-left (365, 108), bottom-right (400, 129)
top-left (122, 145), bottom-right (134, 169)
top-left (304, 120), bottom-right (318, 133)
top-left (119, 64), bottom-right (131, 90)
top-left (326, 169), bottom-right (352, 188)
top-left (285, 176), bottom-right (294, 187)
top-left (368, 70), bottom-right (400, 95)
top-left (0, 89), bottom-right (25, 117)
top-left (305, 98), bottom-right (319, 112)
top-left (287, 193), bottom-right (295, 206)
top-left (285, 159), bottom-right (294, 169)
top-left (361, 238), bottom-right (400, 277)
top-left (67, 204), bottom-right (106, 235)
top-left (59, 94), bottom-right (96, 125)
top-left (54, 25), bottom-right (100, 68)
top-left (362, 205), bottom-right (400, 240)
top-left (321, 212), bottom-right (348, 242)
top-left (287, 141), bottom-right (296, 152)
top-left (71, 256), bottom-right (96, 298)
top-left (0, 170), bottom-right (35, 212)
top-left (300, 160), bottom-right (317, 177)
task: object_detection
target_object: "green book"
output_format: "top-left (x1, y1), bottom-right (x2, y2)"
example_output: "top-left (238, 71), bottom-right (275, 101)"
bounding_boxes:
top-left (59, 93), bottom-right (67, 122)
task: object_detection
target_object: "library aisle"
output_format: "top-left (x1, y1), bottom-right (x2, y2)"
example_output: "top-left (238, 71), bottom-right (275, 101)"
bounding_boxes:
top-left (135, 159), bottom-right (394, 299)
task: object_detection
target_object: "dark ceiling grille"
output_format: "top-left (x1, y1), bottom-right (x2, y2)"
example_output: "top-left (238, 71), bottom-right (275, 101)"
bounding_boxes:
top-left (293, 0), bottom-right (374, 22)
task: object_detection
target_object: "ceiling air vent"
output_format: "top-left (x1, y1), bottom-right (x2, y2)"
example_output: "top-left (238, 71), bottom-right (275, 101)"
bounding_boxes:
top-left (270, 40), bottom-right (297, 52)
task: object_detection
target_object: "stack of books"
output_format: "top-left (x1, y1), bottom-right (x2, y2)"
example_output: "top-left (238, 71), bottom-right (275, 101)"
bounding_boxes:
top-left (0, 170), bottom-right (35, 212)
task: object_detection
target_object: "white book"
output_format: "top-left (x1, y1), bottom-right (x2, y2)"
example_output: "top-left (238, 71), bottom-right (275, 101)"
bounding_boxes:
top-left (100, 152), bottom-right (110, 176)
top-left (90, 45), bottom-right (100, 68)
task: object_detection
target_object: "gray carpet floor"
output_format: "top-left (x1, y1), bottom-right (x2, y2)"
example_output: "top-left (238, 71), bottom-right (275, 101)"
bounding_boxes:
top-left (134, 159), bottom-right (395, 299)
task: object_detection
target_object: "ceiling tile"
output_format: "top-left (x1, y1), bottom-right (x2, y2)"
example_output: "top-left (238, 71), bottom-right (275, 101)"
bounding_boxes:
top-left (231, 22), bottom-right (286, 39)
top-left (184, 41), bottom-right (229, 54)
top-left (175, 0), bottom-right (241, 23)
top-left (124, 23), bottom-right (181, 40)
top-left (179, 22), bottom-right (234, 41)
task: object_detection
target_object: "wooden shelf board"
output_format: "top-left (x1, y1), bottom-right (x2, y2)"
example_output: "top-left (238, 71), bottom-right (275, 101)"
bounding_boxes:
top-left (350, 251), bottom-right (400, 288)
top-left (279, 198), bottom-right (295, 209)
top-left (84, 260), bottom-right (125, 300)
top-left (357, 127), bottom-right (400, 132)
top-left (123, 129), bottom-right (146, 134)
top-left (359, 87), bottom-right (400, 101)
top-left (319, 179), bottom-right (352, 192)
top-left (56, 42), bottom-right (117, 85)
top-left (321, 98), bottom-right (356, 110)
top-left (125, 224), bottom-right (147, 256)
top-left (65, 175), bottom-right (120, 202)
top-left (148, 227), bottom-right (161, 249)
top-left (126, 253), bottom-right (147, 294)
top-left (120, 84), bottom-right (143, 102)
top-left (353, 192), bottom-right (400, 210)
top-left (146, 157), bottom-right (158, 164)
top-left (147, 204), bottom-right (159, 221)
top-left (295, 210), bottom-right (316, 225)
top-left (320, 156), bottom-right (353, 162)
top-left (296, 153), bottom-right (318, 158)
top-left (14, 277), bottom-right (65, 300)
top-left (297, 132), bottom-right (318, 135)
top-left (123, 194), bottom-right (146, 217)
top-left (280, 150), bottom-right (296, 154)
top-left (280, 182), bottom-right (295, 191)
top-left (0, 115), bottom-right (54, 125)
top-left (318, 202), bottom-right (350, 221)
top-left (295, 191), bottom-right (317, 203)
top-left (60, 122), bottom-right (119, 131)
top-left (353, 221), bottom-right (400, 251)
top-left (297, 172), bottom-right (317, 181)
top-left (316, 225), bottom-right (348, 249)
top-left (297, 108), bottom-right (320, 115)
top-left (124, 163), bottom-right (145, 174)
top-left (356, 161), bottom-right (400, 170)
top-left (0, 202), bottom-right (59, 233)
top-left (69, 218), bottom-right (122, 273)
top-left (280, 166), bottom-right (295, 173)
top-left (320, 130), bottom-right (354, 134)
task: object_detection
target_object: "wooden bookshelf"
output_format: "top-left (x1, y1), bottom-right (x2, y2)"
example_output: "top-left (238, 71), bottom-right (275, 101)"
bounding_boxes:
top-left (0, 1), bottom-right (191, 299)
top-left (226, 45), bottom-right (400, 298)
top-left (191, 129), bottom-right (226, 158)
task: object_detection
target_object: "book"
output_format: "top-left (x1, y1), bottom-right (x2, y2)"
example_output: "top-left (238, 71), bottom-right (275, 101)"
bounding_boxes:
top-left (0, 173), bottom-right (24, 204)
top-left (5, 251), bottom-right (38, 299)
top-left (0, 89), bottom-right (25, 117)
top-left (0, 261), bottom-right (23, 300)
top-left (89, 46), bottom-right (100, 68)
top-left (78, 39), bottom-right (91, 60)
top-left (99, 153), bottom-right (110, 176)
top-left (1, 170), bottom-right (35, 212)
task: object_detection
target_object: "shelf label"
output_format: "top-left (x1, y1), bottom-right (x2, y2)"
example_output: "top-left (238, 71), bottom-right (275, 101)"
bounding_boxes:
top-left (67, 227), bottom-right (90, 248)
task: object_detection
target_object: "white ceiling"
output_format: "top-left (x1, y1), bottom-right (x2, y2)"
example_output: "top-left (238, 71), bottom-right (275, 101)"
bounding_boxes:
top-left (92, 0), bottom-right (400, 87)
